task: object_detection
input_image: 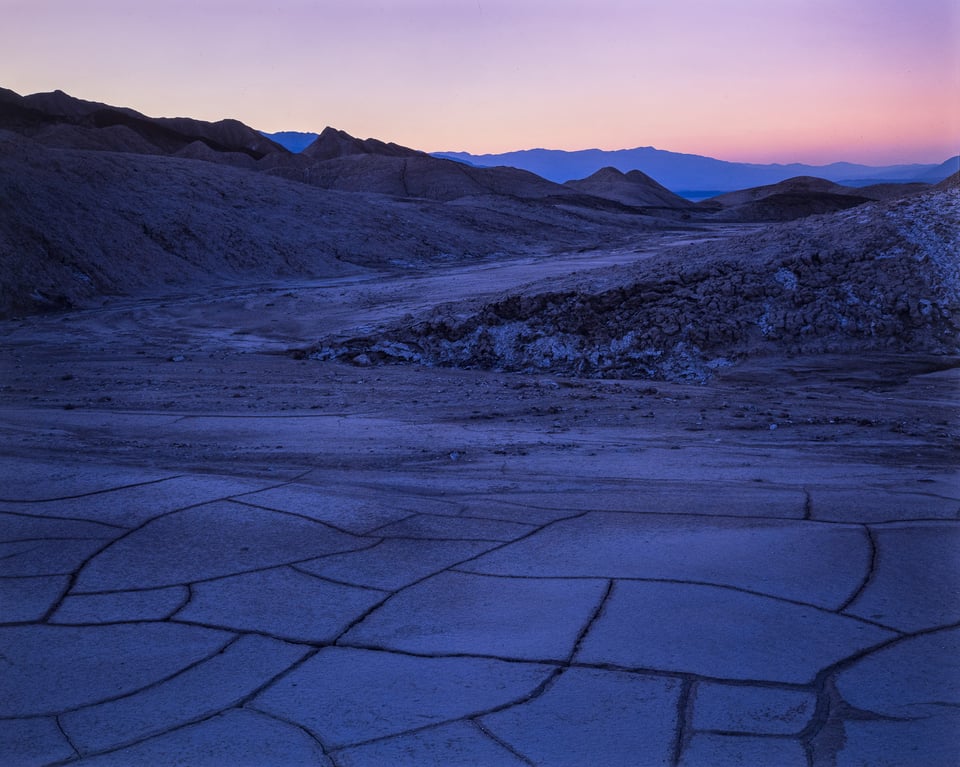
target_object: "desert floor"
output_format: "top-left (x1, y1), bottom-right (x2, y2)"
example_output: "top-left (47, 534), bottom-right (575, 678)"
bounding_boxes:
top-left (1, 231), bottom-right (958, 766)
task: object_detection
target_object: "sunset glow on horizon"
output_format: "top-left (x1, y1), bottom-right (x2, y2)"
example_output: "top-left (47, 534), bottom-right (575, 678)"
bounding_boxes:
top-left (3, 0), bottom-right (958, 166)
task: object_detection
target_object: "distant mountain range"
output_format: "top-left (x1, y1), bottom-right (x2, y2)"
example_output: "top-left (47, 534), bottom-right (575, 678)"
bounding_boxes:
top-left (432, 149), bottom-right (960, 199)
top-left (263, 131), bottom-right (958, 199)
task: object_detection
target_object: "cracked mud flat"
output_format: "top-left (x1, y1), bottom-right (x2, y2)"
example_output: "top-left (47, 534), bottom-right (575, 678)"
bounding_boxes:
top-left (1, 228), bottom-right (959, 766)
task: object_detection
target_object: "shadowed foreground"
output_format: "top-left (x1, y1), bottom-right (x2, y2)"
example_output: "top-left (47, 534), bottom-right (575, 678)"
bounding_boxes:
top-left (1, 234), bottom-right (957, 765)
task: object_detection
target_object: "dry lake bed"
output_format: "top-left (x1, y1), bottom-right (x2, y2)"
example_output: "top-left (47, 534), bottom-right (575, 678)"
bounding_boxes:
top-left (1, 239), bottom-right (958, 766)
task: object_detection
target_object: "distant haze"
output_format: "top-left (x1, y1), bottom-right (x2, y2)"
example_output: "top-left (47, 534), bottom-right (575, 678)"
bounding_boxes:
top-left (2, 0), bottom-right (957, 165)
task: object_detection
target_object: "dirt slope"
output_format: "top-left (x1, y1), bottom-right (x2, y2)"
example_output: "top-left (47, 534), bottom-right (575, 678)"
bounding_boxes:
top-left (315, 190), bottom-right (960, 381)
top-left (0, 133), bottom-right (661, 318)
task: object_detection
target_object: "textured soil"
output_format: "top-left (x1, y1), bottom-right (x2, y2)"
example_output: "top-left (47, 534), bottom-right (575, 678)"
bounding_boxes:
top-left (0, 131), bottom-right (671, 319)
top-left (315, 190), bottom-right (959, 382)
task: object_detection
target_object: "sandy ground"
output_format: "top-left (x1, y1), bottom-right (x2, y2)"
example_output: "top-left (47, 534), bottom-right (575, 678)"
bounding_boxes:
top-left (1, 231), bottom-right (958, 765)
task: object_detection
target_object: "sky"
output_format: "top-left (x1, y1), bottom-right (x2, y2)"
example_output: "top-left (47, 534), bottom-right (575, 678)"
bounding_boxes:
top-left (2, 0), bottom-right (958, 165)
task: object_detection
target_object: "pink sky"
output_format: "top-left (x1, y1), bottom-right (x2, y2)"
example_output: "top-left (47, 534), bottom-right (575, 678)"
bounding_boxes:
top-left (3, 0), bottom-right (958, 164)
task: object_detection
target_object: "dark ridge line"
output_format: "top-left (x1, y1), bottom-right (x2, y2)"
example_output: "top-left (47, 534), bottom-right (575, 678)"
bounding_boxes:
top-left (813, 514), bottom-right (960, 526)
top-left (240, 704), bottom-right (335, 760)
top-left (0, 570), bottom-right (86, 581)
top-left (289, 540), bottom-right (502, 593)
top-left (60, 469), bottom-right (381, 595)
top-left (819, 620), bottom-right (960, 681)
top-left (330, 586), bottom-right (630, 757)
top-left (63, 582), bottom-right (189, 598)
top-left (801, 619), bottom-right (960, 755)
top-left (572, 656), bottom-right (829, 691)
top-left (55, 714), bottom-right (81, 760)
top-left (47, 707), bottom-right (244, 766)
top-left (864, 517), bottom-right (960, 528)
top-left (0, 542), bottom-right (42, 561)
top-left (0, 535), bottom-right (116, 545)
top-left (39, 557), bottom-right (82, 624)
top-left (218, 467), bottom-right (321, 501)
top-left (226, 497), bottom-right (373, 539)
top-left (335, 618), bottom-right (602, 673)
top-left (361, 510), bottom-right (422, 536)
top-left (172, 411), bottom-right (384, 420)
top-left (287, 564), bottom-right (392, 595)
top-left (372, 533), bottom-right (517, 543)
top-left (470, 719), bottom-right (537, 766)
top-left (0, 572), bottom-right (69, 583)
top-left (800, 682), bottom-right (828, 767)
top-left (347, 480), bottom-right (501, 500)
top-left (53, 493), bottom-right (265, 607)
top-left (332, 509), bottom-right (594, 645)
top-left (802, 487), bottom-right (813, 520)
top-left (381, 509), bottom-right (538, 531)
top-left (169, 616), bottom-right (339, 647)
top-left (670, 679), bottom-right (695, 767)
top-left (837, 526), bottom-right (878, 613)
top-left (454, 512), bottom-right (541, 527)
top-left (36, 633), bottom-right (240, 720)
top-left (165, 584), bottom-right (192, 620)
top-left (450, 571), bottom-right (904, 633)
top-left (0, 475), bottom-right (179, 504)
top-left (242, 644), bottom-right (329, 706)
top-left (0, 509), bottom-right (128, 529)
top-left (297, 536), bottom-right (388, 564)
top-left (55, 642), bottom-right (315, 761)
top-left (468, 570), bottom-right (613, 583)
top-left (468, 498), bottom-right (815, 524)
top-left (430, 509), bottom-right (592, 571)
top-left (43, 636), bottom-right (322, 767)
top-left (333, 642), bottom-right (582, 670)
top-left (695, 728), bottom-right (805, 739)
top-left (569, 579), bottom-right (615, 661)
top-left (804, 672), bottom-right (929, 764)
top-left (325, 665), bottom-right (562, 756)
top-left (881, 488), bottom-right (960, 503)
top-left (457, 511), bottom-right (576, 527)
top-left (70, 542), bottom-right (387, 595)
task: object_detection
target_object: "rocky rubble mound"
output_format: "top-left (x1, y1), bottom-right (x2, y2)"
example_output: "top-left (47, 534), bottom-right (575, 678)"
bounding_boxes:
top-left (313, 190), bottom-right (960, 381)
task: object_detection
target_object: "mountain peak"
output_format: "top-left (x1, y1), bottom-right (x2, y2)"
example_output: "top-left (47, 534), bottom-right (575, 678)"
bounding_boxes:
top-left (583, 166), bottom-right (627, 182)
top-left (302, 127), bottom-right (424, 161)
top-left (566, 165), bottom-right (694, 209)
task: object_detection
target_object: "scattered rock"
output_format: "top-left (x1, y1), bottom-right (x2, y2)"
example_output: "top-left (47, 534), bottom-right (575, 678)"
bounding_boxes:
top-left (313, 190), bottom-right (960, 382)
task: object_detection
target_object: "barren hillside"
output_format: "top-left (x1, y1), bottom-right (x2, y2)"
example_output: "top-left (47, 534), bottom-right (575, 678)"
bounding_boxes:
top-left (0, 132), bottom-right (662, 318)
top-left (313, 190), bottom-right (960, 381)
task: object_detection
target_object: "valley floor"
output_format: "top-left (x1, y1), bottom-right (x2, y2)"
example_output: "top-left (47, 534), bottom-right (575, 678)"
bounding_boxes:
top-left (1, 234), bottom-right (958, 766)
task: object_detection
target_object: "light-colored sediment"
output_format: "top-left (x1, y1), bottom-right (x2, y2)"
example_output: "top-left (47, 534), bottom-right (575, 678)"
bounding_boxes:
top-left (1, 219), bottom-right (957, 765)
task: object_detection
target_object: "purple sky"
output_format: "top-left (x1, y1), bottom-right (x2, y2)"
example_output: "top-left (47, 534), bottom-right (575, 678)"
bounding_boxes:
top-left (3, 0), bottom-right (958, 164)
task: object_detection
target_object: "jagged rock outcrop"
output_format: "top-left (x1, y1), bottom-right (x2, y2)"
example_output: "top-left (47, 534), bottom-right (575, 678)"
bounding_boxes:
top-left (313, 190), bottom-right (960, 381)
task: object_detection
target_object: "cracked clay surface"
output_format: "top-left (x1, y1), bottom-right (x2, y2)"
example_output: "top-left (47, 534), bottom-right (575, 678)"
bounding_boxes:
top-left (1, 244), bottom-right (958, 766)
